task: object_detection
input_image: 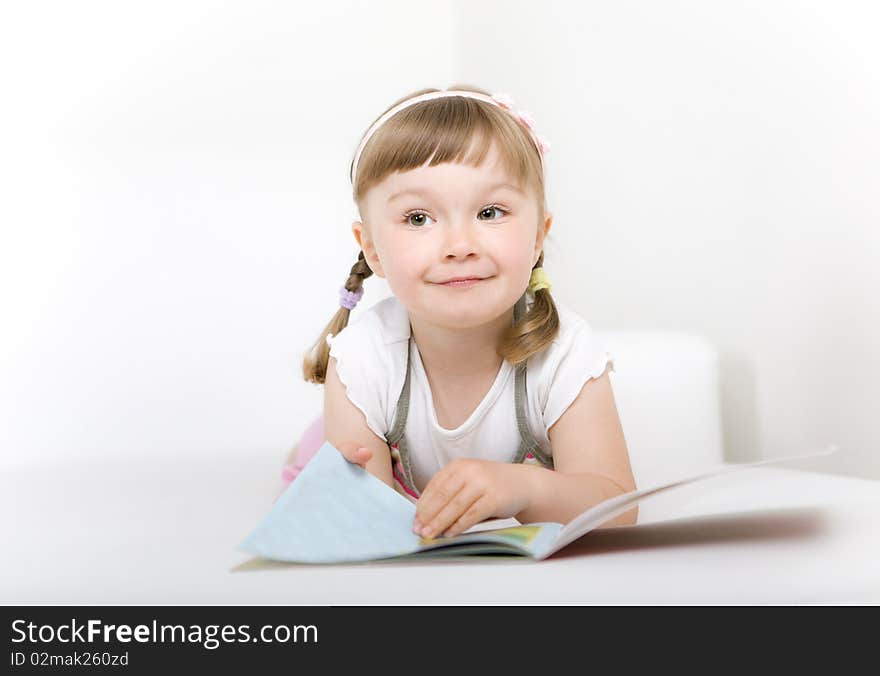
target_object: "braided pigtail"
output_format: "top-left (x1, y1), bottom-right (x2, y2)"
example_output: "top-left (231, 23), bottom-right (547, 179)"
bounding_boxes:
top-left (302, 250), bottom-right (374, 384)
top-left (497, 251), bottom-right (560, 366)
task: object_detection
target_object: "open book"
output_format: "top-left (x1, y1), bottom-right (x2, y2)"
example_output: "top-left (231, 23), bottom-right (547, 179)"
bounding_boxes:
top-left (236, 441), bottom-right (837, 565)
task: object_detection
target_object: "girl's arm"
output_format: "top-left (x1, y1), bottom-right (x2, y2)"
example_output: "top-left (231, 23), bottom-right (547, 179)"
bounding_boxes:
top-left (323, 356), bottom-right (394, 489)
top-left (515, 367), bottom-right (639, 527)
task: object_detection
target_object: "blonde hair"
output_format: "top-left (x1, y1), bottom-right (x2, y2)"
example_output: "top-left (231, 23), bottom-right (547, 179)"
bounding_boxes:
top-left (303, 83), bottom-right (559, 384)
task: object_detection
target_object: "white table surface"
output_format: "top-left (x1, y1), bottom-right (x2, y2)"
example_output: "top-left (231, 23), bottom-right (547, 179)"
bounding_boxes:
top-left (2, 451), bottom-right (878, 604)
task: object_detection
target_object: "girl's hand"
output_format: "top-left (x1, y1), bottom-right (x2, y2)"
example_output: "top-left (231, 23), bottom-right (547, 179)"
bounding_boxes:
top-left (413, 459), bottom-right (534, 539)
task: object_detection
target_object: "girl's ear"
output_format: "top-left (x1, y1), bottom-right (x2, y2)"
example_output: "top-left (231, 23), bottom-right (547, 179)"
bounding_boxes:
top-left (352, 220), bottom-right (386, 278)
top-left (534, 212), bottom-right (553, 265)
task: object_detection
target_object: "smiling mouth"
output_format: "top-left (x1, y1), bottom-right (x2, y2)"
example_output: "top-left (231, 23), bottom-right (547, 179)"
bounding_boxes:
top-left (436, 277), bottom-right (489, 287)
top-left (434, 276), bottom-right (491, 284)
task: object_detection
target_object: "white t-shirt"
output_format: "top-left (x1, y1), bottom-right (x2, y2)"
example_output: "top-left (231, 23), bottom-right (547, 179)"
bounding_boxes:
top-left (326, 294), bottom-right (614, 493)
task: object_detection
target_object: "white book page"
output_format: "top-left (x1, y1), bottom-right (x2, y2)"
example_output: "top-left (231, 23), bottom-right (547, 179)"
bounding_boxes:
top-left (539, 445), bottom-right (839, 559)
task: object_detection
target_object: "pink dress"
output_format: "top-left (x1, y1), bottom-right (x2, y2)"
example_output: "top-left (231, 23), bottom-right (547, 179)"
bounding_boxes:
top-left (278, 413), bottom-right (324, 498)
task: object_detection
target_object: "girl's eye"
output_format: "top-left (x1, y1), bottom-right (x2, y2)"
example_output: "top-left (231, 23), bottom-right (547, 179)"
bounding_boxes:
top-left (404, 211), bottom-right (435, 228)
top-left (402, 205), bottom-right (508, 228)
top-left (478, 206), bottom-right (508, 220)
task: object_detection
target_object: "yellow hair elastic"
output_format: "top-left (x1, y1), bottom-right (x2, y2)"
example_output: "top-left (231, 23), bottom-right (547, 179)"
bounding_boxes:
top-left (529, 267), bottom-right (552, 293)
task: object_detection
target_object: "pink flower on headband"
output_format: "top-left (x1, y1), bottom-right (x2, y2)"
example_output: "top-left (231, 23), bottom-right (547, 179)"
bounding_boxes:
top-left (490, 92), bottom-right (514, 109)
top-left (489, 92), bottom-right (548, 157)
top-left (536, 134), bottom-right (551, 155)
top-left (516, 110), bottom-right (536, 132)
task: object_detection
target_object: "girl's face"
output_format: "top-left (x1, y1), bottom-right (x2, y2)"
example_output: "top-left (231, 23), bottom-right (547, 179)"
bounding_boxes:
top-left (354, 142), bottom-right (552, 330)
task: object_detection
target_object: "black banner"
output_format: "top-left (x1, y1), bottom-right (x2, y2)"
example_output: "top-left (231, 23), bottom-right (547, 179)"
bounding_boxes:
top-left (0, 605), bottom-right (861, 671)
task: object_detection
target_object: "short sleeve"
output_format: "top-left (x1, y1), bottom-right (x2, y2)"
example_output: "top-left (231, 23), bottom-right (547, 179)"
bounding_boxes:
top-left (326, 317), bottom-right (389, 441)
top-left (537, 319), bottom-right (615, 433)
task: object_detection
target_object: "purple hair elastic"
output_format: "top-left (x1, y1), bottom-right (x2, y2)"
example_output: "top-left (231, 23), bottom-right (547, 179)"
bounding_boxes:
top-left (339, 285), bottom-right (364, 310)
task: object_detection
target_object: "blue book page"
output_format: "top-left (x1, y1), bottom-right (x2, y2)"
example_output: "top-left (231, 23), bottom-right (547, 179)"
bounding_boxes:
top-left (238, 442), bottom-right (423, 564)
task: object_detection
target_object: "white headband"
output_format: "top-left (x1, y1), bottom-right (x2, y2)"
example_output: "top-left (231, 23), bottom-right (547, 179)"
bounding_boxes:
top-left (349, 90), bottom-right (550, 188)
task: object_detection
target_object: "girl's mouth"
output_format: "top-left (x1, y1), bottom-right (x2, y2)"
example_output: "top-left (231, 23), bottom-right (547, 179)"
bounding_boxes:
top-left (439, 277), bottom-right (485, 288)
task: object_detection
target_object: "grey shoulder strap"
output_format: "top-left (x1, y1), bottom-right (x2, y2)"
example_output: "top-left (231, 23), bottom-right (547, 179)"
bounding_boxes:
top-left (511, 294), bottom-right (554, 469)
top-left (385, 342), bottom-right (411, 448)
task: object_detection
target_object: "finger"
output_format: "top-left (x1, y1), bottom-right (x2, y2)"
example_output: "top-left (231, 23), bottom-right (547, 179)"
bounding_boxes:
top-left (420, 485), bottom-right (483, 539)
top-left (441, 495), bottom-right (494, 538)
top-left (351, 447), bottom-right (371, 468)
top-left (335, 442), bottom-right (372, 468)
top-left (414, 471), bottom-right (465, 532)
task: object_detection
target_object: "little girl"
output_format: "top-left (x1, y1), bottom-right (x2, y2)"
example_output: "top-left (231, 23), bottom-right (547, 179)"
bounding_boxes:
top-left (283, 84), bottom-right (638, 539)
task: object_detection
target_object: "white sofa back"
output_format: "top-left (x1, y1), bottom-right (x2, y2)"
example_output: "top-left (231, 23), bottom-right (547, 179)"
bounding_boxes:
top-left (596, 329), bottom-right (725, 493)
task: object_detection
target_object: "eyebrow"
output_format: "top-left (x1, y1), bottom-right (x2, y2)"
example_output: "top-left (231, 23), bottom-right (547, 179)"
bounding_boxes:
top-left (386, 182), bottom-right (524, 204)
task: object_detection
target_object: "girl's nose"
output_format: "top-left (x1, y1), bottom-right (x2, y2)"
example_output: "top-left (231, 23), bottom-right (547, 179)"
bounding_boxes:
top-left (442, 220), bottom-right (480, 259)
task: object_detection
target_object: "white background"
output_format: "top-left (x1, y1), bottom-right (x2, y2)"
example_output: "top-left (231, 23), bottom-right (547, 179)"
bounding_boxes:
top-left (1, 0), bottom-right (877, 479)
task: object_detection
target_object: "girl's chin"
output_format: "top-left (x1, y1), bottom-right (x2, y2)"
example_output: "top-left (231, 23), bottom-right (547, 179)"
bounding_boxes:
top-left (411, 302), bottom-right (513, 327)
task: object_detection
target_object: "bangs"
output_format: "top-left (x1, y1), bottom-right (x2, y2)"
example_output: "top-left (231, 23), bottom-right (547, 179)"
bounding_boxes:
top-left (352, 94), bottom-right (544, 208)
